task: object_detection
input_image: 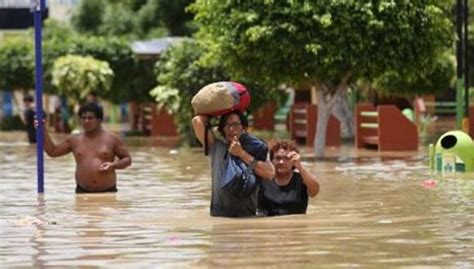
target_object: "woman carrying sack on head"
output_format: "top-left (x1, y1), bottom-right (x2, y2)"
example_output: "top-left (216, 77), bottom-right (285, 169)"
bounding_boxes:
top-left (191, 82), bottom-right (274, 218)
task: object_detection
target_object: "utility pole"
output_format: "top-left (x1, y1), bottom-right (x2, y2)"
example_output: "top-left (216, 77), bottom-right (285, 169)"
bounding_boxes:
top-left (463, 0), bottom-right (469, 124)
top-left (456, 0), bottom-right (464, 129)
top-left (32, 0), bottom-right (45, 193)
top-left (456, 0), bottom-right (471, 130)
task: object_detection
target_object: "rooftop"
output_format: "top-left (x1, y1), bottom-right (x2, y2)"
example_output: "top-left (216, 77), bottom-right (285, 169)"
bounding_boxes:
top-left (131, 37), bottom-right (187, 57)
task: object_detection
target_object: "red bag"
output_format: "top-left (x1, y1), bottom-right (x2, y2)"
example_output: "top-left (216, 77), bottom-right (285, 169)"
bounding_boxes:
top-left (191, 81), bottom-right (250, 116)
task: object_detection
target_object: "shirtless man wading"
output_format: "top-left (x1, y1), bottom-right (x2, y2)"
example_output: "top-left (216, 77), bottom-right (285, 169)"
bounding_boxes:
top-left (42, 103), bottom-right (132, 193)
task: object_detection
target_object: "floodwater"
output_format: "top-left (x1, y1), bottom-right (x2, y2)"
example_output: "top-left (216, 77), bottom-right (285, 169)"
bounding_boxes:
top-left (0, 131), bottom-right (473, 268)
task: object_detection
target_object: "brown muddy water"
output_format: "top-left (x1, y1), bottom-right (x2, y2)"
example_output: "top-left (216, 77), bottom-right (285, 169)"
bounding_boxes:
top-left (0, 131), bottom-right (473, 268)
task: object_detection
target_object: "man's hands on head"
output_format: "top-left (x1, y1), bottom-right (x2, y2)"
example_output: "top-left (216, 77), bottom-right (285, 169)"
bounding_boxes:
top-left (287, 151), bottom-right (302, 169)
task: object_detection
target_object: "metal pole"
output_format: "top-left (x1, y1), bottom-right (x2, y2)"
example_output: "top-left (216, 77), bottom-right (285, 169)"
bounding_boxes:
top-left (33, 0), bottom-right (45, 193)
top-left (455, 0), bottom-right (465, 129)
top-left (464, 0), bottom-right (469, 113)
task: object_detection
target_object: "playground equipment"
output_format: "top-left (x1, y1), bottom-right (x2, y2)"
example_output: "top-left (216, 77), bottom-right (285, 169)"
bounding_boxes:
top-left (429, 130), bottom-right (474, 172)
top-left (355, 103), bottom-right (418, 151)
top-left (402, 108), bottom-right (414, 122)
top-left (130, 102), bottom-right (178, 136)
top-left (289, 103), bottom-right (340, 147)
top-left (424, 100), bottom-right (457, 115)
top-left (252, 102), bottom-right (276, 131)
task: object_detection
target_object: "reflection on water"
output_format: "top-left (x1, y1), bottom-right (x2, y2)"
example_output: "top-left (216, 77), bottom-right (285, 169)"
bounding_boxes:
top-left (1, 131), bottom-right (473, 267)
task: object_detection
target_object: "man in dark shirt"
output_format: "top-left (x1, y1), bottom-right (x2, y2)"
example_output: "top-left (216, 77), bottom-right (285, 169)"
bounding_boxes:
top-left (86, 92), bottom-right (102, 108)
top-left (22, 95), bottom-right (36, 144)
top-left (258, 139), bottom-right (320, 216)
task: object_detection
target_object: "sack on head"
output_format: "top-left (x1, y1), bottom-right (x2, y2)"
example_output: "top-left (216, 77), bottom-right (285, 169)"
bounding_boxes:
top-left (191, 81), bottom-right (250, 116)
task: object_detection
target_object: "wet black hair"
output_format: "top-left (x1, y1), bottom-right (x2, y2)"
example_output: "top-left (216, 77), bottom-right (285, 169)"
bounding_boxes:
top-left (78, 102), bottom-right (103, 121)
top-left (23, 95), bottom-right (34, 102)
top-left (217, 111), bottom-right (248, 137)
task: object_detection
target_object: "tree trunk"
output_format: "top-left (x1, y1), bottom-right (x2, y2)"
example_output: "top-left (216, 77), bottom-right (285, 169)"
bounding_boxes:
top-left (313, 74), bottom-right (351, 158)
top-left (332, 89), bottom-right (354, 139)
top-left (314, 92), bottom-right (332, 157)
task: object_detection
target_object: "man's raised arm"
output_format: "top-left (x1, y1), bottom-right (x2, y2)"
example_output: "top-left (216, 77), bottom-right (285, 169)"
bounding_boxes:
top-left (42, 122), bottom-right (72, 157)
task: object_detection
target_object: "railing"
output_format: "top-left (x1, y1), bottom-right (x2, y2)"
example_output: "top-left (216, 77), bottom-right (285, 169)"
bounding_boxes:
top-left (424, 101), bottom-right (457, 115)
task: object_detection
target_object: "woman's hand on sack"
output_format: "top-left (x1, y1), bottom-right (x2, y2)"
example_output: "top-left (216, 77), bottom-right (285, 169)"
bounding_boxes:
top-left (228, 136), bottom-right (245, 158)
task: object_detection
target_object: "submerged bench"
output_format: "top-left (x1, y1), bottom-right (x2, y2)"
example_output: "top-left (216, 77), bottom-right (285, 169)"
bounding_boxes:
top-left (355, 103), bottom-right (418, 151)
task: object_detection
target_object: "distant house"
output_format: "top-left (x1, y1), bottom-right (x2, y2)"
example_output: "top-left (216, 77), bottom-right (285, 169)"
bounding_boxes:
top-left (128, 37), bottom-right (187, 140)
top-left (131, 37), bottom-right (187, 59)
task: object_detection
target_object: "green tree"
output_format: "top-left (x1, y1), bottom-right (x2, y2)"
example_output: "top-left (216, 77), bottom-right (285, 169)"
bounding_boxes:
top-left (152, 0), bottom-right (195, 36)
top-left (70, 0), bottom-right (195, 38)
top-left (0, 20), bottom-right (78, 93)
top-left (373, 52), bottom-right (455, 96)
top-left (43, 19), bottom-right (76, 42)
top-left (131, 0), bottom-right (196, 37)
top-left (150, 40), bottom-right (228, 144)
top-left (70, 0), bottom-right (105, 35)
top-left (62, 36), bottom-right (142, 103)
top-left (0, 37), bottom-right (34, 90)
top-left (52, 55), bottom-right (114, 101)
top-left (42, 20), bottom-right (78, 94)
top-left (99, 3), bottom-right (138, 38)
top-left (150, 40), bottom-right (283, 145)
top-left (0, 18), bottom-right (153, 106)
top-left (42, 34), bottom-right (148, 103)
top-left (191, 0), bottom-right (453, 157)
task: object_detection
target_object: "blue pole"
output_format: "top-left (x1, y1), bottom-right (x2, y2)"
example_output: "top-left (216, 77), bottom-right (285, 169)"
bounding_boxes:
top-left (33, 0), bottom-right (45, 193)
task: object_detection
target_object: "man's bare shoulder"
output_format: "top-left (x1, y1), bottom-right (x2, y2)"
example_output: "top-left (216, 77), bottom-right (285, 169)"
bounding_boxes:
top-left (65, 132), bottom-right (82, 144)
top-left (102, 130), bottom-right (123, 143)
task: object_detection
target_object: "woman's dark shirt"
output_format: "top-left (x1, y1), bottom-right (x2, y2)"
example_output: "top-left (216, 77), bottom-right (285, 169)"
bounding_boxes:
top-left (257, 172), bottom-right (308, 216)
